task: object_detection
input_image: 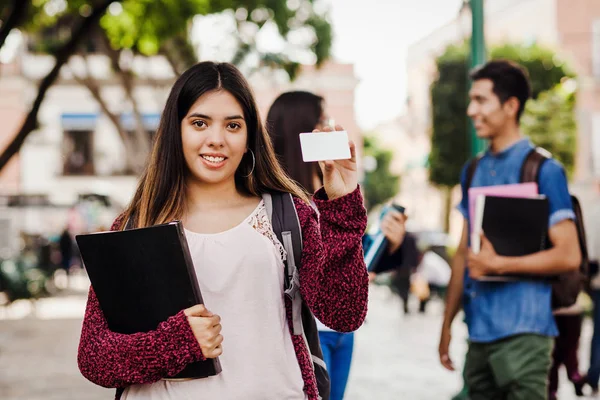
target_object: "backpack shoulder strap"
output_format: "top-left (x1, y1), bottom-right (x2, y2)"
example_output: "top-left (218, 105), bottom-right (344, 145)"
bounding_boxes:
top-left (520, 147), bottom-right (551, 183)
top-left (261, 191), bottom-right (304, 335)
top-left (262, 192), bottom-right (303, 269)
top-left (570, 195), bottom-right (590, 267)
top-left (465, 155), bottom-right (482, 190)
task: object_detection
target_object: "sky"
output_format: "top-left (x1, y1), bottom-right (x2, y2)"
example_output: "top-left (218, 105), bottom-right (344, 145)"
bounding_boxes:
top-left (324, 0), bottom-right (464, 130)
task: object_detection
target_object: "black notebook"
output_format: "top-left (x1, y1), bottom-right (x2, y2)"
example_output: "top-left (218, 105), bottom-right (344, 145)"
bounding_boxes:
top-left (76, 221), bottom-right (221, 380)
top-left (472, 195), bottom-right (549, 281)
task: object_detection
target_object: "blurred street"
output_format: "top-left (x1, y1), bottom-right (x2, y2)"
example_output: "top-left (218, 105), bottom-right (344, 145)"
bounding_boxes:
top-left (0, 278), bottom-right (594, 400)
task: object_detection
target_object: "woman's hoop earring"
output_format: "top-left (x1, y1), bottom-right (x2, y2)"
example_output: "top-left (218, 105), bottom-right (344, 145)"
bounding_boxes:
top-left (242, 149), bottom-right (255, 178)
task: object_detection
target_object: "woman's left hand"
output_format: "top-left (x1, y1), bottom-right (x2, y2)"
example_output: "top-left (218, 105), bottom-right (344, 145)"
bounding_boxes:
top-left (317, 125), bottom-right (358, 200)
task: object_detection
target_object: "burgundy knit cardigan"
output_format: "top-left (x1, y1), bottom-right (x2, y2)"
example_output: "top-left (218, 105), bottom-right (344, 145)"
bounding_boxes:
top-left (77, 187), bottom-right (369, 400)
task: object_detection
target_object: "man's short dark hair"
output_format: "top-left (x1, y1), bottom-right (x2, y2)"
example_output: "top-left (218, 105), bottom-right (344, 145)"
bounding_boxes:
top-left (469, 60), bottom-right (532, 121)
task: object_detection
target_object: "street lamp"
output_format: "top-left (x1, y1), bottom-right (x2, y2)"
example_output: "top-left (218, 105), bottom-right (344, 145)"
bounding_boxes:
top-left (460, 0), bottom-right (487, 157)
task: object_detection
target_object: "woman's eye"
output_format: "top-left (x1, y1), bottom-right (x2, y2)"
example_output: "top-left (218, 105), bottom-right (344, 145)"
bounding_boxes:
top-left (228, 122), bottom-right (242, 130)
top-left (192, 120), bottom-right (206, 128)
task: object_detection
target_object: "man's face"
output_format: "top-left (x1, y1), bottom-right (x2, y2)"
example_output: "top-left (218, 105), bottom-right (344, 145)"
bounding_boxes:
top-left (467, 79), bottom-right (514, 139)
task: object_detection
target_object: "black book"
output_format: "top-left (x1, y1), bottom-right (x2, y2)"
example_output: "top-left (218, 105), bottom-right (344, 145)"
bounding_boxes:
top-left (76, 221), bottom-right (221, 379)
top-left (472, 195), bottom-right (549, 281)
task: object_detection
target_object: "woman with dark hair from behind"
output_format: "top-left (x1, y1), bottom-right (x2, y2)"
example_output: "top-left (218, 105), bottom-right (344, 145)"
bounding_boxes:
top-left (266, 91), bottom-right (407, 400)
top-left (77, 64), bottom-right (369, 400)
top-left (266, 91), bottom-right (325, 193)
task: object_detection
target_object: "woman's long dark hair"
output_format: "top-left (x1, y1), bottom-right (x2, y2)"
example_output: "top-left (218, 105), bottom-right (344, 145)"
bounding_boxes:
top-left (266, 91), bottom-right (324, 193)
top-left (121, 62), bottom-right (308, 229)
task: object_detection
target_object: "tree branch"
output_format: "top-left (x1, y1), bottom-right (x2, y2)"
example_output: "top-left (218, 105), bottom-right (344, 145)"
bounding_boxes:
top-left (0, 0), bottom-right (29, 52)
top-left (71, 53), bottom-right (138, 174)
top-left (98, 29), bottom-right (150, 159)
top-left (0, 0), bottom-right (116, 172)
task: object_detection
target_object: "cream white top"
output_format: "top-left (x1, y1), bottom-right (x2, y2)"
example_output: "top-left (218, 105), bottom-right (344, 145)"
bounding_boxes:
top-left (122, 201), bottom-right (306, 400)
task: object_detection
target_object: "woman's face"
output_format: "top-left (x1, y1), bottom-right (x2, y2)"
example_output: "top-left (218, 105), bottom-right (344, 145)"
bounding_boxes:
top-left (181, 90), bottom-right (248, 186)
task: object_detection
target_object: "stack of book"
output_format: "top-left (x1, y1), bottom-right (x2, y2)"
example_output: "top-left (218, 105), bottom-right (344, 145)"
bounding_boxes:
top-left (468, 183), bottom-right (549, 281)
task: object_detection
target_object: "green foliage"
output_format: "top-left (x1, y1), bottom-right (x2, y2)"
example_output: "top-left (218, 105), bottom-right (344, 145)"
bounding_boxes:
top-left (362, 135), bottom-right (400, 211)
top-left (491, 44), bottom-right (575, 99)
top-left (306, 12), bottom-right (332, 67)
top-left (522, 81), bottom-right (577, 178)
top-left (429, 42), bottom-right (575, 190)
top-left (428, 45), bottom-right (470, 188)
top-left (19, 0), bottom-right (333, 77)
top-left (100, 0), bottom-right (211, 55)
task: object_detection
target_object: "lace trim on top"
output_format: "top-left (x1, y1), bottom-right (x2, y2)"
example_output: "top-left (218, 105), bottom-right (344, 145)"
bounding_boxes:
top-left (247, 201), bottom-right (287, 262)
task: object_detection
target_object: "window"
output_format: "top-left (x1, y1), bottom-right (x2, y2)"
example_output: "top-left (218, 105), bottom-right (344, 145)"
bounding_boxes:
top-left (122, 113), bottom-right (160, 147)
top-left (63, 130), bottom-right (94, 175)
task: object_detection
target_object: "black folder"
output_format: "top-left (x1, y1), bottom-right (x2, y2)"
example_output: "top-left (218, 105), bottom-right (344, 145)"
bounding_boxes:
top-left (76, 221), bottom-right (221, 379)
top-left (474, 195), bottom-right (549, 281)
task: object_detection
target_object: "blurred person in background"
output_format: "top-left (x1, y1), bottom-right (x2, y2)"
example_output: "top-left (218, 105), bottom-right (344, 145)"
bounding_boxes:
top-left (584, 179), bottom-right (600, 395)
top-left (548, 302), bottom-right (586, 400)
top-left (266, 90), bottom-right (406, 400)
top-left (59, 226), bottom-right (74, 275)
top-left (415, 244), bottom-right (451, 314)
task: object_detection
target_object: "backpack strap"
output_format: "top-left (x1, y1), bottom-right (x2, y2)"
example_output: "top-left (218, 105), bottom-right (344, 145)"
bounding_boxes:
top-left (465, 154), bottom-right (483, 190)
top-left (262, 191), bottom-right (304, 335)
top-left (520, 147), bottom-right (551, 183)
top-left (124, 217), bottom-right (134, 230)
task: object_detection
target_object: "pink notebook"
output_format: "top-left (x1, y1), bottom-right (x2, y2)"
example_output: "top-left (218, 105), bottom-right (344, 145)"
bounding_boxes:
top-left (468, 182), bottom-right (539, 232)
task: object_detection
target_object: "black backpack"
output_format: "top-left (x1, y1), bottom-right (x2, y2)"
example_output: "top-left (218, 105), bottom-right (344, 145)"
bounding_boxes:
top-left (466, 147), bottom-right (590, 309)
top-left (262, 191), bottom-right (330, 400)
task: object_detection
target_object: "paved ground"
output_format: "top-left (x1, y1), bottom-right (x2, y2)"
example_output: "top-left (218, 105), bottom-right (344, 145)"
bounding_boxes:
top-left (0, 277), bottom-right (595, 400)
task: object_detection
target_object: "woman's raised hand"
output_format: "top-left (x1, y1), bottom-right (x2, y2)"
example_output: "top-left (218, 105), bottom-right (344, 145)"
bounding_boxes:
top-left (315, 125), bottom-right (358, 200)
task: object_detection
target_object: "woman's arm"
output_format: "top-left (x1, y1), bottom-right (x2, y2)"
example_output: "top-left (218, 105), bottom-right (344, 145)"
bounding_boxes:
top-left (294, 186), bottom-right (368, 332)
top-left (77, 215), bottom-right (204, 388)
top-left (78, 288), bottom-right (204, 388)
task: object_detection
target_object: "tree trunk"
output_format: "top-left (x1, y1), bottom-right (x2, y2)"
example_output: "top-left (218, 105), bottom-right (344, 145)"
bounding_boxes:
top-left (99, 32), bottom-right (151, 165)
top-left (442, 186), bottom-right (453, 233)
top-left (160, 33), bottom-right (197, 76)
top-left (72, 71), bottom-right (140, 174)
top-left (0, 0), bottom-right (116, 172)
top-left (0, 0), bottom-right (29, 52)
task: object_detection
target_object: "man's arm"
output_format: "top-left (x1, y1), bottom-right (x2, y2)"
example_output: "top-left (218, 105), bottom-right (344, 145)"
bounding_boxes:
top-left (468, 159), bottom-right (581, 278)
top-left (439, 219), bottom-right (468, 371)
top-left (493, 219), bottom-right (580, 275)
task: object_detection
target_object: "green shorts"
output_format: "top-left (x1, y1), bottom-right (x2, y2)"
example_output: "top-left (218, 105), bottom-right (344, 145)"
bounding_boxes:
top-left (465, 334), bottom-right (553, 400)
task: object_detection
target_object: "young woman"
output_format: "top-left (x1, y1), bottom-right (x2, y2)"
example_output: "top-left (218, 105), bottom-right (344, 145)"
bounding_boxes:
top-left (77, 62), bottom-right (369, 400)
top-left (266, 91), bottom-right (406, 400)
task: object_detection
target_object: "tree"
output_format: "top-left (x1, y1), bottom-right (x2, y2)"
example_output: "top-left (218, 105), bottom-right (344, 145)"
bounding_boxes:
top-left (362, 135), bottom-right (400, 211)
top-left (522, 80), bottom-right (577, 178)
top-left (0, 0), bottom-right (334, 173)
top-left (0, 0), bottom-right (116, 172)
top-left (428, 44), bottom-right (469, 232)
top-left (0, 0), bottom-right (30, 53)
top-left (428, 42), bottom-right (575, 231)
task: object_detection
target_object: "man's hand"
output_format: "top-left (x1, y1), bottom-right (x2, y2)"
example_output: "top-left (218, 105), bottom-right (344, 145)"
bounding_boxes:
top-left (439, 325), bottom-right (455, 371)
top-left (467, 234), bottom-right (500, 279)
top-left (381, 210), bottom-right (407, 254)
top-left (368, 271), bottom-right (377, 283)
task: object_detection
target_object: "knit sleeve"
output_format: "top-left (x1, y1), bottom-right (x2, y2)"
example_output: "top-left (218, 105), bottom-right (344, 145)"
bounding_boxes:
top-left (294, 186), bottom-right (369, 332)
